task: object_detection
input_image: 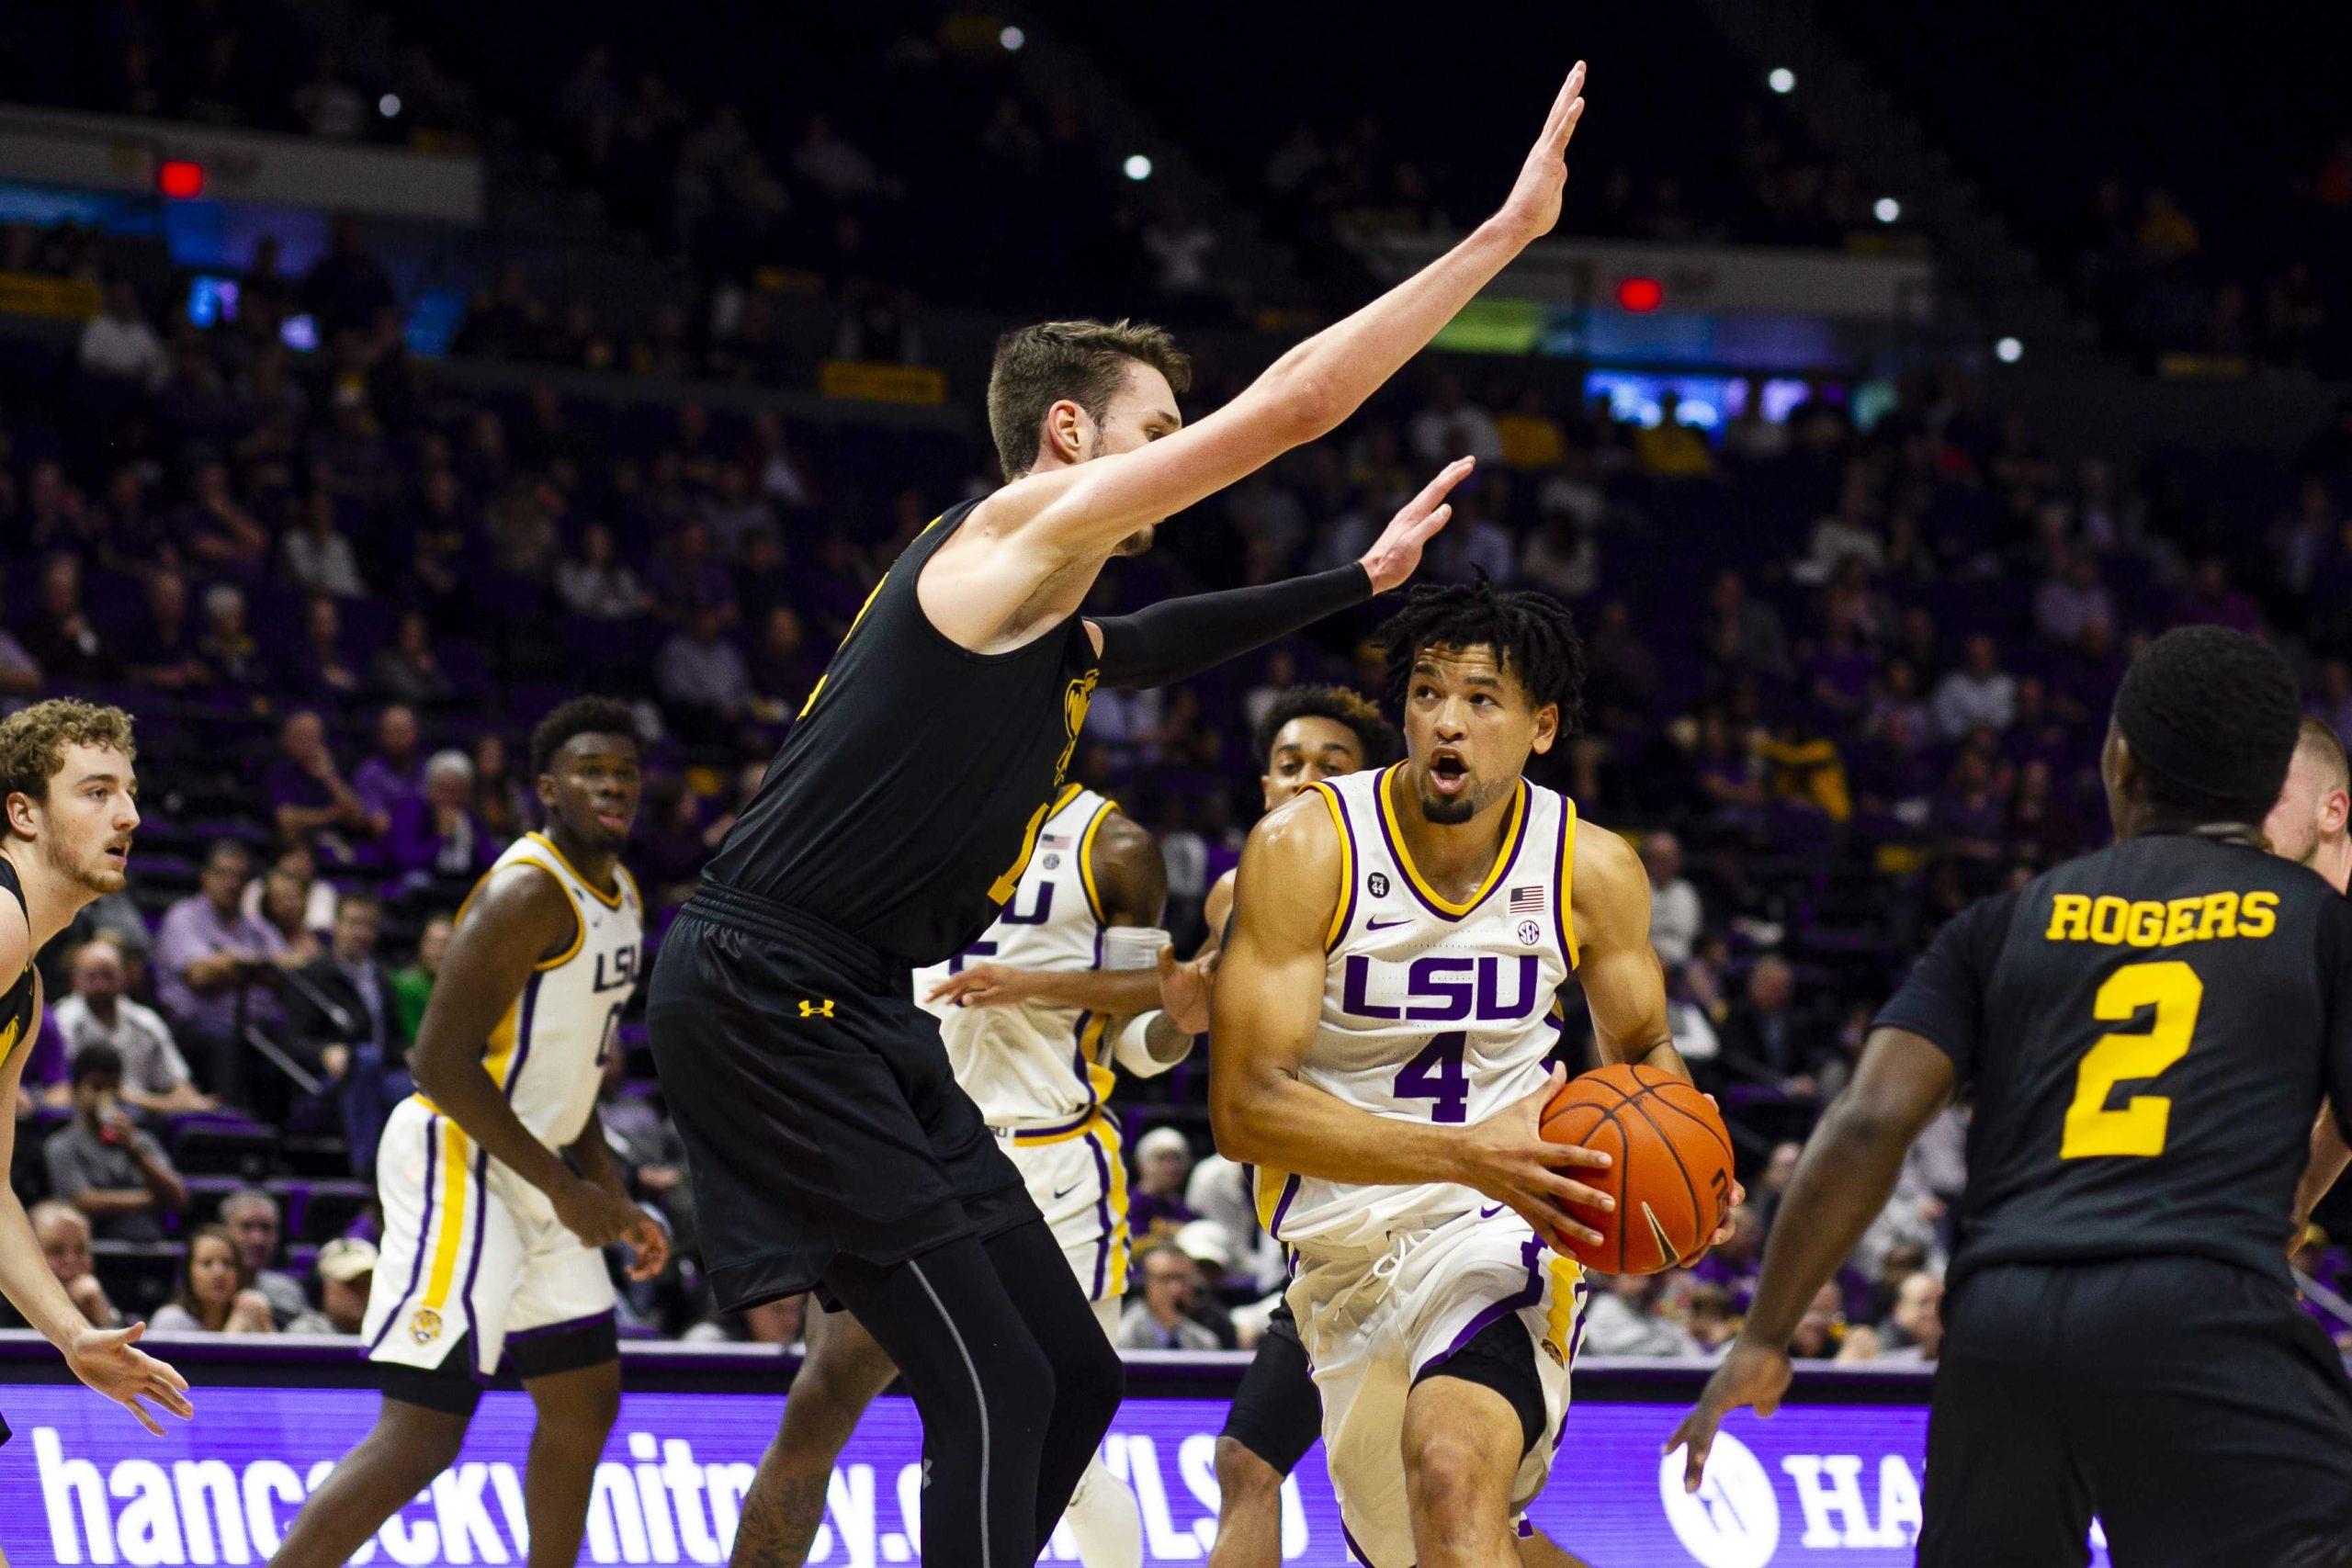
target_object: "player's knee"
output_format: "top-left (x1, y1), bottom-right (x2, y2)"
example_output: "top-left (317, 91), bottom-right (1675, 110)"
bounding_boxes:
top-left (378, 1407), bottom-right (468, 1481)
top-left (1404, 1431), bottom-right (1504, 1533)
top-left (1053, 1324), bottom-right (1124, 1428)
top-left (1214, 1437), bottom-right (1282, 1508)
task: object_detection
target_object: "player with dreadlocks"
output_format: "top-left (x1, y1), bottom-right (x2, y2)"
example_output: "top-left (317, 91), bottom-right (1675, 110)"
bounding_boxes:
top-left (1209, 581), bottom-right (1723, 1566)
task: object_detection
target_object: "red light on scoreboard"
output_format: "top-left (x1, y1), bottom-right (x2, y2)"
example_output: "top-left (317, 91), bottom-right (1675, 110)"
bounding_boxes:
top-left (1615, 276), bottom-right (1664, 313)
top-left (156, 160), bottom-right (205, 199)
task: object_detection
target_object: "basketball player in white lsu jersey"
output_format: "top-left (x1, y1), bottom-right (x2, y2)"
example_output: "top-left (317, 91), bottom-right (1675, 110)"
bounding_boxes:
top-left (1212, 583), bottom-right (1727, 1568)
top-left (275, 699), bottom-right (670, 1568)
top-left (739, 781), bottom-right (1199, 1567)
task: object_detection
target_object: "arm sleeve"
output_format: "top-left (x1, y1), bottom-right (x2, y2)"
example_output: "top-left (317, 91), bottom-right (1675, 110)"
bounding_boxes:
top-left (1871, 890), bottom-right (2017, 1084)
top-left (1090, 565), bottom-right (1371, 691)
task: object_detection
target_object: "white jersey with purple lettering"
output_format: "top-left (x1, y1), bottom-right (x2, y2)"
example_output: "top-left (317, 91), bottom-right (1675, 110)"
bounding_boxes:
top-left (1262, 763), bottom-right (1590, 1566)
top-left (1255, 762), bottom-right (1579, 1256)
top-left (910, 783), bottom-right (1133, 1306)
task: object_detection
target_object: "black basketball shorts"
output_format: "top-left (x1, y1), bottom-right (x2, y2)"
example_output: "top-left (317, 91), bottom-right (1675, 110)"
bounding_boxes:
top-left (647, 886), bottom-right (1036, 1314)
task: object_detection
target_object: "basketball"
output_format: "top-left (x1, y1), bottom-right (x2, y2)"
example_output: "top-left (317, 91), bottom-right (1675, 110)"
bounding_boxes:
top-left (1540, 1063), bottom-right (1735, 1275)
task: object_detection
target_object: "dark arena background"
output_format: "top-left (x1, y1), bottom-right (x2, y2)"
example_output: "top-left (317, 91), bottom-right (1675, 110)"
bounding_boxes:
top-left (2, 2), bottom-right (2350, 1562)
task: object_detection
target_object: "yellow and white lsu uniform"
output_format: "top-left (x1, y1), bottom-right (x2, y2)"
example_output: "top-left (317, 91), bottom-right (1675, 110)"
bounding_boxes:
top-left (914, 784), bottom-right (1164, 1333)
top-left (365, 832), bottom-right (644, 1376)
top-left (1260, 765), bottom-right (1589, 1567)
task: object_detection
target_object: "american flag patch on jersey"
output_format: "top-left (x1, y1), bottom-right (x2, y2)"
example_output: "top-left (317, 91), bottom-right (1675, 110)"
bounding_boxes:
top-left (1509, 886), bottom-right (1547, 912)
top-left (1041, 832), bottom-right (1069, 848)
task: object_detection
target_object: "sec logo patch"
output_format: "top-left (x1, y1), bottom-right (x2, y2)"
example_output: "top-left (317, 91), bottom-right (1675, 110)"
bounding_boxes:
top-left (1519, 919), bottom-right (1542, 946)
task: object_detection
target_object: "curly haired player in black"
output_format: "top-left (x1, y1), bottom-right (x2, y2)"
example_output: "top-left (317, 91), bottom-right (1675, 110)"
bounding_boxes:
top-left (1675, 626), bottom-right (2352, 1568)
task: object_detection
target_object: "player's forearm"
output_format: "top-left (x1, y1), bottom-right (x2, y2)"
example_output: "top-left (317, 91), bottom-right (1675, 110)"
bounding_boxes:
top-left (0, 1193), bottom-right (97, 1348)
top-left (133, 1152), bottom-right (187, 1211)
top-left (565, 1112), bottom-right (631, 1203)
top-left (1738, 1095), bottom-right (1914, 1347)
top-left (1261, 220), bottom-right (1523, 439)
top-left (1014, 967), bottom-right (1165, 1016)
top-left (2294, 1103), bottom-right (2350, 1232)
top-left (413, 1053), bottom-right (573, 1196)
top-left (1211, 1067), bottom-right (1472, 1190)
top-left (1091, 566), bottom-right (1370, 690)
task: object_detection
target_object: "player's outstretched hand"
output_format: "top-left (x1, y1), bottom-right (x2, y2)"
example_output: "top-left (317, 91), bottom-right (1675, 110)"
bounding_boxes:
top-left (1493, 61), bottom-right (1589, 246)
top-left (1666, 1336), bottom-right (1792, 1494)
top-left (1360, 457), bottom-right (1475, 592)
top-left (553, 1177), bottom-right (641, 1251)
top-left (67, 1321), bottom-right (194, 1436)
top-left (620, 1210), bottom-right (672, 1282)
top-left (1158, 944), bottom-right (1217, 1035)
top-left (1456, 1064), bottom-right (1615, 1250)
top-left (923, 961), bottom-right (1035, 1009)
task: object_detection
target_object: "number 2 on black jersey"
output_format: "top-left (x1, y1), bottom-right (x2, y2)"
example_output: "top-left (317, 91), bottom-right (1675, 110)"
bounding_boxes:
top-left (2060, 959), bottom-right (2203, 1159)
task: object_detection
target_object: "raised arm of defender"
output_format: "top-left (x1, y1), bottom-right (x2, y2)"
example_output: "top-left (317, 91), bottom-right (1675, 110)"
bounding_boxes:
top-left (982, 64), bottom-right (1587, 564)
top-left (1207, 791), bottom-right (1617, 1248)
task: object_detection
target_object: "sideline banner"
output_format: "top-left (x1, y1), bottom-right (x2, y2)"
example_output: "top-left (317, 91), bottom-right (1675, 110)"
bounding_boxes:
top-left (0, 1378), bottom-right (2111, 1567)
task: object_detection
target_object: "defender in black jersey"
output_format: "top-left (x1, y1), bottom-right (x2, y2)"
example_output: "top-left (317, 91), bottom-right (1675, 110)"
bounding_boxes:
top-left (648, 64), bottom-right (1593, 1566)
top-left (1673, 627), bottom-right (2352, 1568)
top-left (0, 701), bottom-right (190, 1446)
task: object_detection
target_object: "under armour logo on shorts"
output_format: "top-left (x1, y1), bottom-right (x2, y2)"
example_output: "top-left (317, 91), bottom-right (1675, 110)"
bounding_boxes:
top-left (798, 998), bottom-right (836, 1019)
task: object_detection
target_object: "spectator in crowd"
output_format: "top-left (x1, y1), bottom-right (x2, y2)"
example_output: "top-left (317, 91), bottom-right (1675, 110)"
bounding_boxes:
top-left (2032, 550), bottom-right (2114, 647)
top-left (1129, 1126), bottom-right (1199, 1247)
top-left (312, 1237), bottom-right (378, 1335)
top-left (149, 1224), bottom-right (277, 1335)
top-left (1871, 1270), bottom-right (1944, 1364)
top-left (254, 857), bottom-right (328, 968)
top-left (1115, 1244), bottom-right (1224, 1351)
top-left (656, 604), bottom-right (754, 747)
top-left (350, 705), bottom-right (425, 831)
top-left (240, 839), bottom-right (338, 938)
top-left (1701, 570), bottom-right (1792, 682)
top-left (281, 491), bottom-right (366, 598)
top-left (217, 1188), bottom-right (311, 1328)
top-left (1642, 829), bottom-right (1703, 968)
top-left (25, 552), bottom-right (119, 682)
top-left (43, 1045), bottom-right (189, 1244)
top-left (369, 611), bottom-right (456, 706)
top-left (125, 568), bottom-right (209, 691)
top-left (1406, 373), bottom-right (1503, 466)
top-left (390, 912), bottom-right (454, 1046)
top-left (386, 750), bottom-right (494, 883)
top-left (302, 216), bottom-right (396, 338)
top-left (195, 581), bottom-right (268, 686)
top-left (1932, 635), bottom-right (2018, 738)
top-left (1583, 1271), bottom-right (1699, 1357)
top-left (264, 710), bottom-right (378, 858)
top-left (597, 1050), bottom-right (692, 1239)
top-left (470, 732), bottom-right (533, 840)
top-left (285, 594), bottom-right (363, 700)
top-left (555, 521), bottom-right (652, 620)
top-left (154, 840), bottom-right (288, 1100)
top-left (1683, 1282), bottom-right (1739, 1356)
top-left (78, 278), bottom-right (167, 389)
top-left (1718, 958), bottom-right (1831, 1097)
top-left (49, 937), bottom-right (214, 1115)
top-left (30, 1201), bottom-right (120, 1328)
top-left (1787, 1280), bottom-right (1849, 1359)
top-left (282, 892), bottom-right (408, 1162)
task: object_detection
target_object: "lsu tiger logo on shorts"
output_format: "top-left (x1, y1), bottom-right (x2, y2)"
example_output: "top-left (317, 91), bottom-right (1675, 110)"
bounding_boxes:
top-left (408, 1307), bottom-right (443, 1345)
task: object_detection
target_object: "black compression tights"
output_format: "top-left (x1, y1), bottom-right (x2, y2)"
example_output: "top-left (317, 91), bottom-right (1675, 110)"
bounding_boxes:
top-left (822, 1217), bottom-right (1125, 1567)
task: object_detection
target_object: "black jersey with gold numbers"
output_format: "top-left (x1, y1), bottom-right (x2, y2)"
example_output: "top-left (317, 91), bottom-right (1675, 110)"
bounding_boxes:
top-left (1876, 830), bottom-right (2352, 1292)
top-left (0, 857), bottom-right (36, 1073)
top-left (702, 500), bottom-right (1100, 966)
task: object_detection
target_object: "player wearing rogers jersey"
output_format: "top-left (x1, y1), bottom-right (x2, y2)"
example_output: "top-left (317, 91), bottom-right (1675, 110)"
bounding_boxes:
top-left (275, 699), bottom-right (669, 1568)
top-left (745, 784), bottom-right (1186, 1568)
top-left (1213, 585), bottom-right (1705, 1568)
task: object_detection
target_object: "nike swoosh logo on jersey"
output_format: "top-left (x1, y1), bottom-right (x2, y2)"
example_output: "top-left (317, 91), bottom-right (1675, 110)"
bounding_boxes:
top-left (1478, 1203), bottom-right (1507, 1219)
top-left (1051, 1181), bottom-right (1081, 1201)
top-left (1365, 917), bottom-right (1411, 931)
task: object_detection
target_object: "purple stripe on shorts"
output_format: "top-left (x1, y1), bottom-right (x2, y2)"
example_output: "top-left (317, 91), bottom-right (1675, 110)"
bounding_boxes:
top-left (457, 1145), bottom-right (491, 1371)
top-left (1019, 1106), bottom-right (1098, 1142)
top-left (1340, 1517), bottom-right (1377, 1566)
top-left (366, 1111), bottom-right (439, 1354)
top-left (1086, 1124), bottom-right (1115, 1300)
top-left (1418, 1232), bottom-right (1545, 1379)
